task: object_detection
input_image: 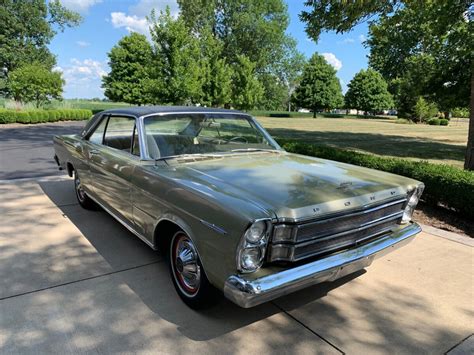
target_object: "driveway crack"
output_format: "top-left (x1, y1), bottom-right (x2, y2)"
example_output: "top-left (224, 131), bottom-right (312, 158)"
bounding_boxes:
top-left (271, 301), bottom-right (345, 354)
top-left (0, 260), bottom-right (163, 302)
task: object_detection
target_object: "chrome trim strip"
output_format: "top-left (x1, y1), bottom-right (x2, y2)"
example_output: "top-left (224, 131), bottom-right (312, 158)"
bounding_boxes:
top-left (138, 111), bottom-right (253, 119)
top-left (87, 194), bottom-right (157, 250)
top-left (277, 196), bottom-right (407, 224)
top-left (224, 223), bottom-right (421, 308)
top-left (199, 219), bottom-right (228, 235)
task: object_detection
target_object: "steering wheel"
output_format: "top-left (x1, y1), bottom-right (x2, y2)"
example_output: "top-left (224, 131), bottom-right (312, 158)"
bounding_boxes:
top-left (229, 136), bottom-right (248, 144)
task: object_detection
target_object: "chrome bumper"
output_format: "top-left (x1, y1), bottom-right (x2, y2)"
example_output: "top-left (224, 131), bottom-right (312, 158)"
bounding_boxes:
top-left (224, 222), bottom-right (421, 308)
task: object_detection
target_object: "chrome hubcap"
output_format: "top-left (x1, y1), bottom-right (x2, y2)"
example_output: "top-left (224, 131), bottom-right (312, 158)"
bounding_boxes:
top-left (75, 174), bottom-right (86, 202)
top-left (172, 234), bottom-right (201, 296)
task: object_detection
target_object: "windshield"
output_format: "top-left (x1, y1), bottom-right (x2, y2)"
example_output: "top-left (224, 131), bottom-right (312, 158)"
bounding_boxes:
top-left (143, 113), bottom-right (280, 159)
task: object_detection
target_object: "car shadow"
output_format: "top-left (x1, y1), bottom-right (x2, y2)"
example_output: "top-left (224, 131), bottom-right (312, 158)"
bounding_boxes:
top-left (38, 179), bottom-right (365, 341)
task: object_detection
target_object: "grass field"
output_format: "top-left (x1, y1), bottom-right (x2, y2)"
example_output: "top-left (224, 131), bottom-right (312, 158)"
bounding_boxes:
top-left (257, 117), bottom-right (469, 168)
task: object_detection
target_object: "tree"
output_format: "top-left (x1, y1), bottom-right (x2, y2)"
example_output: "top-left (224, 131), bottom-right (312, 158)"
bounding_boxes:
top-left (0, 0), bottom-right (81, 72)
top-left (199, 31), bottom-right (233, 107)
top-left (147, 8), bottom-right (204, 105)
top-left (466, 72), bottom-right (473, 170)
top-left (413, 97), bottom-right (438, 123)
top-left (178, 0), bottom-right (304, 110)
top-left (102, 33), bottom-right (153, 105)
top-left (231, 55), bottom-right (264, 110)
top-left (293, 53), bottom-right (343, 117)
top-left (178, 0), bottom-right (291, 72)
top-left (366, 1), bottom-right (471, 113)
top-left (299, 0), bottom-right (473, 169)
top-left (345, 69), bottom-right (393, 114)
top-left (8, 64), bottom-right (64, 107)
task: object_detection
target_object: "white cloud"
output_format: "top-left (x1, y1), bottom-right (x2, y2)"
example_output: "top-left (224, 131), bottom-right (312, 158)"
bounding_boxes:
top-left (109, 0), bottom-right (178, 36)
top-left (110, 12), bottom-right (149, 34)
top-left (322, 53), bottom-right (342, 71)
top-left (338, 38), bottom-right (355, 44)
top-left (60, 0), bottom-right (102, 13)
top-left (130, 0), bottom-right (179, 17)
top-left (76, 40), bottom-right (90, 47)
top-left (58, 58), bottom-right (108, 98)
top-left (358, 34), bottom-right (366, 42)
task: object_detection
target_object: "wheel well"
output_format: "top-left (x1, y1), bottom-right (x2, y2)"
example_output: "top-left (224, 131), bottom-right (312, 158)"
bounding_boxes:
top-left (154, 220), bottom-right (181, 255)
top-left (66, 163), bottom-right (74, 177)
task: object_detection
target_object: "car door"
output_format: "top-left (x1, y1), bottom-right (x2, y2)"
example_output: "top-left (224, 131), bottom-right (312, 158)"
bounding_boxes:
top-left (88, 114), bottom-right (140, 223)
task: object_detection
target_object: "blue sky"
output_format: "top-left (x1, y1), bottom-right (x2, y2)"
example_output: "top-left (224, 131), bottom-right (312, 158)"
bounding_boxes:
top-left (50, 0), bottom-right (370, 99)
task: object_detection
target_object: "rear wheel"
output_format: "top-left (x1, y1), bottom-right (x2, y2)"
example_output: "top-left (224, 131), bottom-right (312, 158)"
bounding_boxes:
top-left (169, 231), bottom-right (216, 309)
top-left (74, 170), bottom-right (96, 210)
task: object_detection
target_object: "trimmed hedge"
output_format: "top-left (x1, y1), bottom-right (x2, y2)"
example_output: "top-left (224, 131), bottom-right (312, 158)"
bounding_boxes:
top-left (0, 109), bottom-right (92, 124)
top-left (281, 141), bottom-right (474, 219)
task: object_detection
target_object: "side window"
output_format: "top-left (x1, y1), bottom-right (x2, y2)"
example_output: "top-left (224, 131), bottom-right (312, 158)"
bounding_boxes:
top-left (103, 116), bottom-right (136, 153)
top-left (88, 116), bottom-right (108, 144)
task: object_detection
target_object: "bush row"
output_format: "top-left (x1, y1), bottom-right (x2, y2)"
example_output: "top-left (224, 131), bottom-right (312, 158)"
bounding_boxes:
top-left (280, 141), bottom-right (474, 219)
top-left (0, 109), bottom-right (93, 124)
top-left (428, 118), bottom-right (449, 126)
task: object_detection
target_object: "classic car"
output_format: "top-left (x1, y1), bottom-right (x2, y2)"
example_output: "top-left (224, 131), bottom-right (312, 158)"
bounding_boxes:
top-left (53, 106), bottom-right (424, 309)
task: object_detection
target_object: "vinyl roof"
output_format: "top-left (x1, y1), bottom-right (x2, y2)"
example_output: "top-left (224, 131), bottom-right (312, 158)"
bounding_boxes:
top-left (101, 106), bottom-right (247, 117)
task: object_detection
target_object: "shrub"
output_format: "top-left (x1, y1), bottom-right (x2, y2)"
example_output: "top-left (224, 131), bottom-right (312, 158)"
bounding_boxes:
top-left (0, 110), bottom-right (15, 123)
top-left (0, 108), bottom-right (92, 124)
top-left (428, 118), bottom-right (441, 125)
top-left (452, 107), bottom-right (469, 118)
top-left (15, 111), bottom-right (31, 123)
top-left (439, 119), bottom-right (449, 126)
top-left (280, 141), bottom-right (474, 219)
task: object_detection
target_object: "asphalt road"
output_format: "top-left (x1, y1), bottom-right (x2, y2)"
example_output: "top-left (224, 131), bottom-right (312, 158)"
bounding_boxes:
top-left (0, 121), bottom-right (86, 180)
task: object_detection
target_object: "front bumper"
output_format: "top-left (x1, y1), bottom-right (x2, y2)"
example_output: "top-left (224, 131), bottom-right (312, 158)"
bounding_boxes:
top-left (224, 222), bottom-right (421, 308)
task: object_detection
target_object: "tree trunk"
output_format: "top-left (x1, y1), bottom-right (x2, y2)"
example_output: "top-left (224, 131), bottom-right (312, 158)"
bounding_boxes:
top-left (464, 69), bottom-right (474, 170)
top-left (313, 110), bottom-right (316, 118)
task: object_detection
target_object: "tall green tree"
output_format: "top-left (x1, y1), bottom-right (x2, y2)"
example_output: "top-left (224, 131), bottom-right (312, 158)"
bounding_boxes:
top-left (293, 53), bottom-right (343, 117)
top-left (8, 63), bottom-right (63, 107)
top-left (299, 0), bottom-right (473, 169)
top-left (102, 33), bottom-right (153, 105)
top-left (147, 8), bottom-right (204, 105)
top-left (345, 69), bottom-right (393, 114)
top-left (178, 0), bottom-right (304, 109)
top-left (231, 55), bottom-right (264, 110)
top-left (366, 1), bottom-right (471, 113)
top-left (199, 30), bottom-right (233, 107)
top-left (0, 0), bottom-right (81, 72)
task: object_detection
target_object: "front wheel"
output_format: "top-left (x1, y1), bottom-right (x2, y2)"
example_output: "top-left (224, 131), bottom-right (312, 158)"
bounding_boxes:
top-left (169, 231), bottom-right (216, 309)
top-left (74, 170), bottom-right (97, 210)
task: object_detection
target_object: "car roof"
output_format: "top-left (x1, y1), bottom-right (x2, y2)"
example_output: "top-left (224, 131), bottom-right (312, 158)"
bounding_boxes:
top-left (101, 106), bottom-right (248, 117)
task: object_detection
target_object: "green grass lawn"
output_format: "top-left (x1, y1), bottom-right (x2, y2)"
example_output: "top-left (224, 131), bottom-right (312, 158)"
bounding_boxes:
top-left (256, 116), bottom-right (469, 168)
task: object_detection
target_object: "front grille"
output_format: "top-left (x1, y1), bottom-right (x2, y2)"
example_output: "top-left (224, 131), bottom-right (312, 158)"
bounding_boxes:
top-left (268, 198), bottom-right (406, 262)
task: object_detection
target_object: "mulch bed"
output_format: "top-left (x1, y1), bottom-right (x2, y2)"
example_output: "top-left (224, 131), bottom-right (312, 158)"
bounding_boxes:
top-left (413, 202), bottom-right (474, 238)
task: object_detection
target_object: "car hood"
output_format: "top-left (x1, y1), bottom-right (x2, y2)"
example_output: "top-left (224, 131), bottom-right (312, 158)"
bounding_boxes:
top-left (162, 152), bottom-right (420, 221)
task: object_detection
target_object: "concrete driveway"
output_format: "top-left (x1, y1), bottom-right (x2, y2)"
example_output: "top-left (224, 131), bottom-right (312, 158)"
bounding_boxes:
top-left (0, 176), bottom-right (472, 354)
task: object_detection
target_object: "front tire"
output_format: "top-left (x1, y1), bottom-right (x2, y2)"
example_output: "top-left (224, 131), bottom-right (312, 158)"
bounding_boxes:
top-left (74, 170), bottom-right (96, 210)
top-left (169, 231), bottom-right (216, 309)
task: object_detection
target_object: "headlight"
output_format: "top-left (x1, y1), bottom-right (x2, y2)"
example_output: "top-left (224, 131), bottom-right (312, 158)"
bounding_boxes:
top-left (401, 184), bottom-right (424, 224)
top-left (237, 219), bottom-right (271, 273)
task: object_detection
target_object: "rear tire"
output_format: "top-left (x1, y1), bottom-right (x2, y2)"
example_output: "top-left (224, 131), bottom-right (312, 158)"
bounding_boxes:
top-left (74, 170), bottom-right (97, 210)
top-left (169, 231), bottom-right (217, 309)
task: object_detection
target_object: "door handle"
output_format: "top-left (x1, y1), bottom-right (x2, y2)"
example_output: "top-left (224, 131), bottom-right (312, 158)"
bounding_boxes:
top-left (89, 149), bottom-right (100, 159)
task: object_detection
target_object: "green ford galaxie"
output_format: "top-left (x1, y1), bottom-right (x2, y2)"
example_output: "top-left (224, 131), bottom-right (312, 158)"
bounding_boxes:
top-left (53, 106), bottom-right (424, 309)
